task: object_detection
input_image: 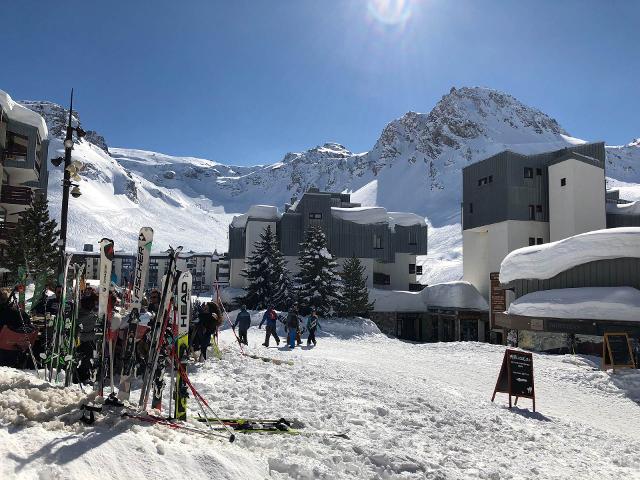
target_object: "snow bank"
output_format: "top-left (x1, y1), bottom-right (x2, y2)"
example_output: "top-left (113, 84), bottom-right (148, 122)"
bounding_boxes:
top-left (230, 204), bottom-right (281, 228)
top-left (607, 200), bottom-right (640, 216)
top-left (422, 281), bottom-right (489, 311)
top-left (507, 287), bottom-right (640, 321)
top-left (500, 227), bottom-right (640, 283)
top-left (331, 206), bottom-right (426, 228)
top-left (0, 89), bottom-right (48, 138)
top-left (319, 317), bottom-right (382, 338)
top-left (370, 282), bottom-right (487, 312)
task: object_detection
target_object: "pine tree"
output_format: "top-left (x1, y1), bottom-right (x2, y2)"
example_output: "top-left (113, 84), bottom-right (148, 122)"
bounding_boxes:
top-left (3, 195), bottom-right (60, 283)
top-left (337, 256), bottom-right (375, 318)
top-left (240, 225), bottom-right (292, 310)
top-left (295, 226), bottom-right (341, 316)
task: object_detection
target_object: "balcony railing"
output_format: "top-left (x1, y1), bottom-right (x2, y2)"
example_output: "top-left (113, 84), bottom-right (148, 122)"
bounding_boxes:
top-left (0, 185), bottom-right (34, 205)
top-left (0, 223), bottom-right (18, 240)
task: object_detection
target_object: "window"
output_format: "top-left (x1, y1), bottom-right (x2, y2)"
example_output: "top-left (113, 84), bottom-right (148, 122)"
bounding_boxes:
top-left (528, 205), bottom-right (535, 220)
top-left (469, 203), bottom-right (473, 214)
top-left (536, 205), bottom-right (543, 213)
top-left (6, 132), bottom-right (28, 161)
top-left (561, 178), bottom-right (567, 187)
top-left (536, 168), bottom-right (543, 176)
top-left (309, 213), bottom-right (323, 220)
top-left (477, 176), bottom-right (492, 186)
top-left (373, 272), bottom-right (390, 286)
top-left (524, 167), bottom-right (533, 179)
top-left (536, 238), bottom-right (544, 245)
top-left (528, 237), bottom-right (536, 246)
top-left (409, 264), bottom-right (416, 275)
top-left (408, 230), bottom-right (417, 245)
top-left (488, 175), bottom-right (493, 183)
top-left (409, 283), bottom-right (425, 292)
top-left (373, 234), bottom-right (383, 249)
top-left (416, 265), bottom-right (423, 275)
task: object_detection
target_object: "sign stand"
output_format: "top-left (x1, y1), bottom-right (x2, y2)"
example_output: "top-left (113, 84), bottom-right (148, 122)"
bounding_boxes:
top-left (491, 348), bottom-right (536, 412)
top-left (602, 333), bottom-right (636, 371)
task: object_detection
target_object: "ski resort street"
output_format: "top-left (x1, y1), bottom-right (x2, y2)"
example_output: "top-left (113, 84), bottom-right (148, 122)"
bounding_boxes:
top-left (1, 318), bottom-right (639, 479)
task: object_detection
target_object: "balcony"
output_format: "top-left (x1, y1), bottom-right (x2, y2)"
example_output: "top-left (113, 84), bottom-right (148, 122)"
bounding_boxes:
top-left (0, 223), bottom-right (18, 240)
top-left (1, 185), bottom-right (34, 205)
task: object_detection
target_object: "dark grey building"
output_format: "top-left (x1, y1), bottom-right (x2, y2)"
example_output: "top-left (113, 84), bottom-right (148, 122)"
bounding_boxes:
top-left (229, 189), bottom-right (429, 291)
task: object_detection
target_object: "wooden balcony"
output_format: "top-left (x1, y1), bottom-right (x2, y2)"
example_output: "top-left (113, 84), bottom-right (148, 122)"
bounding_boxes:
top-left (0, 185), bottom-right (34, 205)
top-left (0, 223), bottom-right (18, 240)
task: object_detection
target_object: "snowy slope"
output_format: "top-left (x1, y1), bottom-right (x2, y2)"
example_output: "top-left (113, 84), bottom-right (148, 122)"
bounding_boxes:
top-left (1, 319), bottom-right (640, 479)
top-left (20, 87), bottom-right (640, 280)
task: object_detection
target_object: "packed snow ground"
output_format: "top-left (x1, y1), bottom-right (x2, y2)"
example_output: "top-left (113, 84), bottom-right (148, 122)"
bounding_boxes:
top-left (1, 317), bottom-right (640, 479)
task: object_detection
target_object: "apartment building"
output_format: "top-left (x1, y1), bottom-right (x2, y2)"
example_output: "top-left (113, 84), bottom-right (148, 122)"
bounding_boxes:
top-left (461, 142), bottom-right (611, 300)
top-left (228, 189), bottom-right (429, 291)
top-left (73, 248), bottom-right (229, 293)
top-left (0, 90), bottom-right (49, 255)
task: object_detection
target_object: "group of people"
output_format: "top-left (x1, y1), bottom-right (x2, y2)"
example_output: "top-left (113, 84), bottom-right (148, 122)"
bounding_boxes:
top-left (232, 303), bottom-right (322, 349)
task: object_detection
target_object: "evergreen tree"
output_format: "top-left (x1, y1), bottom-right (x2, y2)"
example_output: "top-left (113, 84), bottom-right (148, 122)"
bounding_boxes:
top-left (295, 226), bottom-right (341, 316)
top-left (3, 195), bottom-right (59, 283)
top-left (337, 256), bottom-right (375, 318)
top-left (240, 225), bottom-right (292, 310)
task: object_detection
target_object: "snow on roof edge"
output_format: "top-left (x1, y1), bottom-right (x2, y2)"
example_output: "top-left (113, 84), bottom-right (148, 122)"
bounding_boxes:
top-left (0, 89), bottom-right (48, 139)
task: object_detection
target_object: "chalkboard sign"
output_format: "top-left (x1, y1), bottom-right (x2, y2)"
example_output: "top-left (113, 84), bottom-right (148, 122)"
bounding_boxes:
top-left (491, 348), bottom-right (536, 411)
top-left (602, 333), bottom-right (636, 371)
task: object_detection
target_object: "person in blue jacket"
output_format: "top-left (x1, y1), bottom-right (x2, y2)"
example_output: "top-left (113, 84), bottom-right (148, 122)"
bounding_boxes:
top-left (259, 305), bottom-right (280, 347)
top-left (233, 305), bottom-right (251, 345)
top-left (306, 310), bottom-right (322, 346)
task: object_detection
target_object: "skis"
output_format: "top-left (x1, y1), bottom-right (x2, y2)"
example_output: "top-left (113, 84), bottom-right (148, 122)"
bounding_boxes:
top-left (139, 245), bottom-right (182, 410)
top-left (118, 227), bottom-right (154, 401)
top-left (173, 271), bottom-right (192, 420)
top-left (94, 238), bottom-right (115, 396)
top-left (64, 264), bottom-right (85, 387)
top-left (46, 253), bottom-right (74, 383)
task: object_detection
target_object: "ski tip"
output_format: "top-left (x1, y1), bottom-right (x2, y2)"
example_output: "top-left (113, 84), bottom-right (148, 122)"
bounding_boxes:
top-left (229, 434), bottom-right (236, 443)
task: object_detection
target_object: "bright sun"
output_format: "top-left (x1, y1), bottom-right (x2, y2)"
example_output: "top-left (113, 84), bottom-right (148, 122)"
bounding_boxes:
top-left (367, 0), bottom-right (414, 26)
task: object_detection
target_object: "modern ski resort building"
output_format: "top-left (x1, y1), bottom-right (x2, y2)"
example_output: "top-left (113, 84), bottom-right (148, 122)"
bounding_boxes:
top-left (0, 90), bottom-right (49, 282)
top-left (228, 188), bottom-right (429, 292)
top-left (72, 248), bottom-right (230, 293)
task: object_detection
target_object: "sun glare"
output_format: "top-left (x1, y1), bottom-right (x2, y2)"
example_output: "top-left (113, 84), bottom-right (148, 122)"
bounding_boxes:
top-left (367, 0), bottom-right (414, 26)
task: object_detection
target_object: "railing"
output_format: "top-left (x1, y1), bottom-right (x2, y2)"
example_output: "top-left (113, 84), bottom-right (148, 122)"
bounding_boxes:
top-left (0, 185), bottom-right (34, 205)
top-left (0, 223), bottom-right (18, 240)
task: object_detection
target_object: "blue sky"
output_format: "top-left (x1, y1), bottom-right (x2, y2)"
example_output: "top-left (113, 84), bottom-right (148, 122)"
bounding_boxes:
top-left (1, 0), bottom-right (638, 165)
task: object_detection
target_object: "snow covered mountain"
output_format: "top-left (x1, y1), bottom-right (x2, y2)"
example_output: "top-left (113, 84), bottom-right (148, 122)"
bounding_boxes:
top-left (20, 87), bottom-right (640, 283)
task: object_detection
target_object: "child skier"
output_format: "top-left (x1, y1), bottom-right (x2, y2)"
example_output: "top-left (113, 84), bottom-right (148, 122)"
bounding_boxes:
top-left (306, 310), bottom-right (322, 346)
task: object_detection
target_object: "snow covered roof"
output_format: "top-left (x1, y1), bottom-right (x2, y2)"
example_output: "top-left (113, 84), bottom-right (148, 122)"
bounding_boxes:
top-left (606, 201), bottom-right (640, 216)
top-left (331, 207), bottom-right (426, 229)
top-left (507, 287), bottom-right (640, 322)
top-left (0, 89), bottom-right (48, 139)
top-left (231, 205), bottom-right (281, 228)
top-left (500, 227), bottom-right (640, 284)
top-left (370, 281), bottom-right (488, 312)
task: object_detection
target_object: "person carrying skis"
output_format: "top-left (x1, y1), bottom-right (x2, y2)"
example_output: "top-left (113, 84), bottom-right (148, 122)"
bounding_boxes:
top-left (286, 304), bottom-right (300, 349)
top-left (233, 305), bottom-right (251, 345)
top-left (259, 305), bottom-right (280, 347)
top-left (306, 309), bottom-right (322, 346)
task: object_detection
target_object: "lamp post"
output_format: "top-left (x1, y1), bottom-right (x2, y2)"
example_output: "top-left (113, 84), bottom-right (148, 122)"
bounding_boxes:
top-left (52, 89), bottom-right (85, 284)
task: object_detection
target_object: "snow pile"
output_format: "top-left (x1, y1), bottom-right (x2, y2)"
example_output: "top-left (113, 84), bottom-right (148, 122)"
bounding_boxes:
top-left (331, 206), bottom-right (426, 230)
top-left (0, 89), bottom-right (48, 138)
top-left (387, 211), bottom-right (427, 228)
top-left (500, 227), bottom-right (640, 283)
top-left (606, 200), bottom-right (640, 216)
top-left (507, 287), bottom-right (640, 321)
top-left (317, 317), bottom-right (382, 338)
top-left (422, 281), bottom-right (489, 311)
top-left (230, 205), bottom-right (281, 228)
top-left (370, 281), bottom-right (487, 312)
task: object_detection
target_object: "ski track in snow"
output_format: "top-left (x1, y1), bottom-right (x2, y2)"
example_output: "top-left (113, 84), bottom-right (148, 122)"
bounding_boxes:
top-left (1, 317), bottom-right (640, 479)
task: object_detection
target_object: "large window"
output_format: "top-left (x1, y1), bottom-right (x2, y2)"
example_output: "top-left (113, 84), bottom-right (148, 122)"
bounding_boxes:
top-left (373, 234), bottom-right (383, 249)
top-left (373, 272), bottom-right (390, 286)
top-left (6, 132), bottom-right (28, 161)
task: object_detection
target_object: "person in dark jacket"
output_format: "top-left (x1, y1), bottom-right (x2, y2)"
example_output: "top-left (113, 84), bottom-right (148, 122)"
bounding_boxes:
top-left (286, 305), bottom-right (300, 349)
top-left (197, 304), bottom-right (214, 361)
top-left (76, 293), bottom-right (98, 384)
top-left (233, 305), bottom-right (251, 345)
top-left (306, 310), bottom-right (322, 346)
top-left (259, 305), bottom-right (280, 347)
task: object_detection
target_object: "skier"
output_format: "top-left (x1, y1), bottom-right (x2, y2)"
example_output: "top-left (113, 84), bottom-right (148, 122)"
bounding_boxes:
top-left (306, 310), bottom-right (322, 346)
top-left (259, 305), bottom-right (280, 347)
top-left (197, 303), bottom-right (219, 361)
top-left (76, 292), bottom-right (98, 384)
top-left (286, 304), bottom-right (300, 349)
top-left (233, 305), bottom-right (251, 345)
